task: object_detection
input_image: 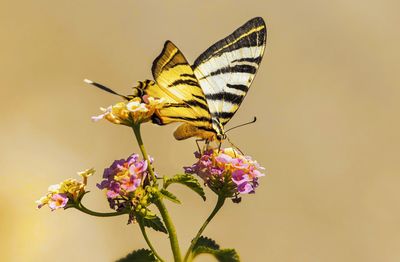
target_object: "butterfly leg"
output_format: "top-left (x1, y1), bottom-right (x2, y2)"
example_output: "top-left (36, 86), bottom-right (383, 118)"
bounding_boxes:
top-left (217, 140), bottom-right (222, 153)
top-left (195, 139), bottom-right (205, 153)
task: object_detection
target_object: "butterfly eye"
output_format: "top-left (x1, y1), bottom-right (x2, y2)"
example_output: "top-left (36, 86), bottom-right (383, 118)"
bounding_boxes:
top-left (217, 134), bottom-right (227, 141)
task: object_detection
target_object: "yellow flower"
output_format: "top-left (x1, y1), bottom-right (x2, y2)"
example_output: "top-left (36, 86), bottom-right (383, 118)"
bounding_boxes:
top-left (127, 98), bottom-right (149, 112)
top-left (78, 168), bottom-right (95, 185)
top-left (59, 179), bottom-right (85, 200)
top-left (77, 168), bottom-right (95, 178)
top-left (92, 96), bottom-right (166, 126)
top-left (218, 147), bottom-right (239, 158)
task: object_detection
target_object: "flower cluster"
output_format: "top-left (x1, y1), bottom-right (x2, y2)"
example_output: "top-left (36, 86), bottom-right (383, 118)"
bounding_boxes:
top-left (184, 148), bottom-right (265, 200)
top-left (36, 168), bottom-right (95, 210)
top-left (97, 154), bottom-right (151, 212)
top-left (92, 95), bottom-right (165, 126)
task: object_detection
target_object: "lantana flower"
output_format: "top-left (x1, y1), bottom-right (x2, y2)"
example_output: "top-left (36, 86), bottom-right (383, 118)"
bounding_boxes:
top-left (97, 154), bottom-right (152, 217)
top-left (184, 148), bottom-right (265, 201)
top-left (92, 95), bottom-right (166, 126)
top-left (36, 168), bottom-right (94, 210)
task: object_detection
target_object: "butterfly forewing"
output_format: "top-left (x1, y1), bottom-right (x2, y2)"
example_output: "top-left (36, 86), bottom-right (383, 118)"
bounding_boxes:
top-left (147, 41), bottom-right (213, 130)
top-left (192, 17), bottom-right (267, 126)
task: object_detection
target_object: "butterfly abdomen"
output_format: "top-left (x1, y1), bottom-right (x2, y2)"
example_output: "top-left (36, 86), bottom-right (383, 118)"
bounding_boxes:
top-left (173, 123), bottom-right (216, 141)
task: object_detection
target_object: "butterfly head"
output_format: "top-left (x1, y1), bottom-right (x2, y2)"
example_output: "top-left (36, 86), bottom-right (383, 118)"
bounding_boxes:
top-left (216, 133), bottom-right (227, 141)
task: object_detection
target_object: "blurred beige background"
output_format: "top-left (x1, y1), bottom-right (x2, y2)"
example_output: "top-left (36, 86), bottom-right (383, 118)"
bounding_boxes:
top-left (1, 0), bottom-right (399, 261)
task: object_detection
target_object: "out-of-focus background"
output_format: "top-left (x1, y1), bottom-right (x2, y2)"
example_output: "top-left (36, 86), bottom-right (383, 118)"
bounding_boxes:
top-left (1, 0), bottom-right (399, 261)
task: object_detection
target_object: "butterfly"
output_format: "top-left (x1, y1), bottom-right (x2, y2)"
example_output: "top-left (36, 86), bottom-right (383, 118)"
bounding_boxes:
top-left (86, 17), bottom-right (267, 142)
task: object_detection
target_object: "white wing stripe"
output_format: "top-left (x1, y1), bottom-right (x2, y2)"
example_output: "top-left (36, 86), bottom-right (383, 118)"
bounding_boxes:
top-left (192, 17), bottom-right (267, 127)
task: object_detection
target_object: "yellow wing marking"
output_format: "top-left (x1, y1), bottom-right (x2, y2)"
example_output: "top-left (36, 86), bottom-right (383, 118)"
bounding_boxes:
top-left (146, 41), bottom-right (213, 131)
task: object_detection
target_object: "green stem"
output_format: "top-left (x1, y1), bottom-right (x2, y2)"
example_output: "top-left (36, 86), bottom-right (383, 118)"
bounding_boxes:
top-left (132, 125), bottom-right (157, 183)
top-left (75, 202), bottom-right (128, 217)
top-left (132, 124), bottom-right (182, 262)
top-left (155, 199), bottom-right (182, 262)
top-left (184, 195), bottom-right (226, 262)
top-left (138, 217), bottom-right (165, 262)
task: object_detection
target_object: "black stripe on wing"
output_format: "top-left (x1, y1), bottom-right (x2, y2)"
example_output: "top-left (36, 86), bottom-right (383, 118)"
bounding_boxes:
top-left (232, 56), bottom-right (263, 64)
top-left (214, 111), bottom-right (235, 119)
top-left (180, 73), bottom-right (198, 80)
top-left (167, 116), bottom-right (212, 122)
top-left (168, 79), bottom-right (201, 88)
top-left (192, 94), bottom-right (208, 104)
top-left (151, 41), bottom-right (180, 75)
top-left (163, 99), bottom-right (210, 112)
top-left (205, 92), bottom-right (244, 104)
top-left (226, 83), bottom-right (248, 92)
top-left (193, 17), bottom-right (266, 68)
top-left (199, 64), bottom-right (257, 79)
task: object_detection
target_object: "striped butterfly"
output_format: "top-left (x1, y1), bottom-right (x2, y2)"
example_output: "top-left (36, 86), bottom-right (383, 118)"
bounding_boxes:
top-left (87, 17), bottom-right (267, 142)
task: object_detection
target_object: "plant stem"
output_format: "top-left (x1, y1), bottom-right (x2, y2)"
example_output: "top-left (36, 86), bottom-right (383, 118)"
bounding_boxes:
top-left (155, 199), bottom-right (182, 262)
top-left (132, 125), bottom-right (157, 183)
top-left (75, 202), bottom-right (128, 217)
top-left (184, 195), bottom-right (226, 262)
top-left (132, 124), bottom-right (182, 262)
top-left (138, 217), bottom-right (165, 262)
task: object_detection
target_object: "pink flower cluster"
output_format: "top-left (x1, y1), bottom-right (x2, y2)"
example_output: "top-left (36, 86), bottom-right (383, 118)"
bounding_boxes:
top-left (184, 148), bottom-right (265, 197)
top-left (97, 154), bottom-right (149, 210)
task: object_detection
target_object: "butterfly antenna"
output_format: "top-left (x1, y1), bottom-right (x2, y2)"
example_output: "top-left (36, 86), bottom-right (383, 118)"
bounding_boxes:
top-left (225, 117), bottom-right (257, 133)
top-left (83, 79), bottom-right (130, 100)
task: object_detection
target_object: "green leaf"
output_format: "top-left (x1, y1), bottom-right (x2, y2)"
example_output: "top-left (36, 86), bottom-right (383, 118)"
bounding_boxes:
top-left (164, 174), bottom-right (206, 201)
top-left (213, 249), bottom-right (240, 262)
top-left (142, 214), bottom-right (167, 234)
top-left (144, 209), bottom-right (157, 219)
top-left (192, 236), bottom-right (240, 262)
top-left (116, 249), bottom-right (157, 262)
top-left (195, 247), bottom-right (240, 262)
top-left (193, 236), bottom-right (220, 251)
top-left (160, 188), bottom-right (181, 204)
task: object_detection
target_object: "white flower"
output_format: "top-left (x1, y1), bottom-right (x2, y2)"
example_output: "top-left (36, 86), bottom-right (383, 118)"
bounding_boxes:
top-left (127, 101), bottom-right (149, 112)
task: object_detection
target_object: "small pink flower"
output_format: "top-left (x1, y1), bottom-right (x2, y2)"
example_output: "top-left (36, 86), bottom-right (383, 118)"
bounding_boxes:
top-left (120, 176), bottom-right (141, 192)
top-left (91, 106), bottom-right (112, 122)
top-left (48, 193), bottom-right (69, 211)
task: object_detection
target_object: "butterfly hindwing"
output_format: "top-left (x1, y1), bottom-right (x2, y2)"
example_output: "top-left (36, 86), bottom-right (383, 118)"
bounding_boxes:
top-left (192, 17), bottom-right (267, 126)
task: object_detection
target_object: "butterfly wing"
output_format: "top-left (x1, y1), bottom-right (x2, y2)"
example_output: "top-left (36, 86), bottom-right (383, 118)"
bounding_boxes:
top-left (145, 41), bottom-right (215, 138)
top-left (192, 17), bottom-right (267, 127)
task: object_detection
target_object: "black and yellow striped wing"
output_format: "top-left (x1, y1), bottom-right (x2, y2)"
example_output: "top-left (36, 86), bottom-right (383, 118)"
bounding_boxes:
top-left (146, 41), bottom-right (213, 134)
top-left (192, 17), bottom-right (267, 127)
